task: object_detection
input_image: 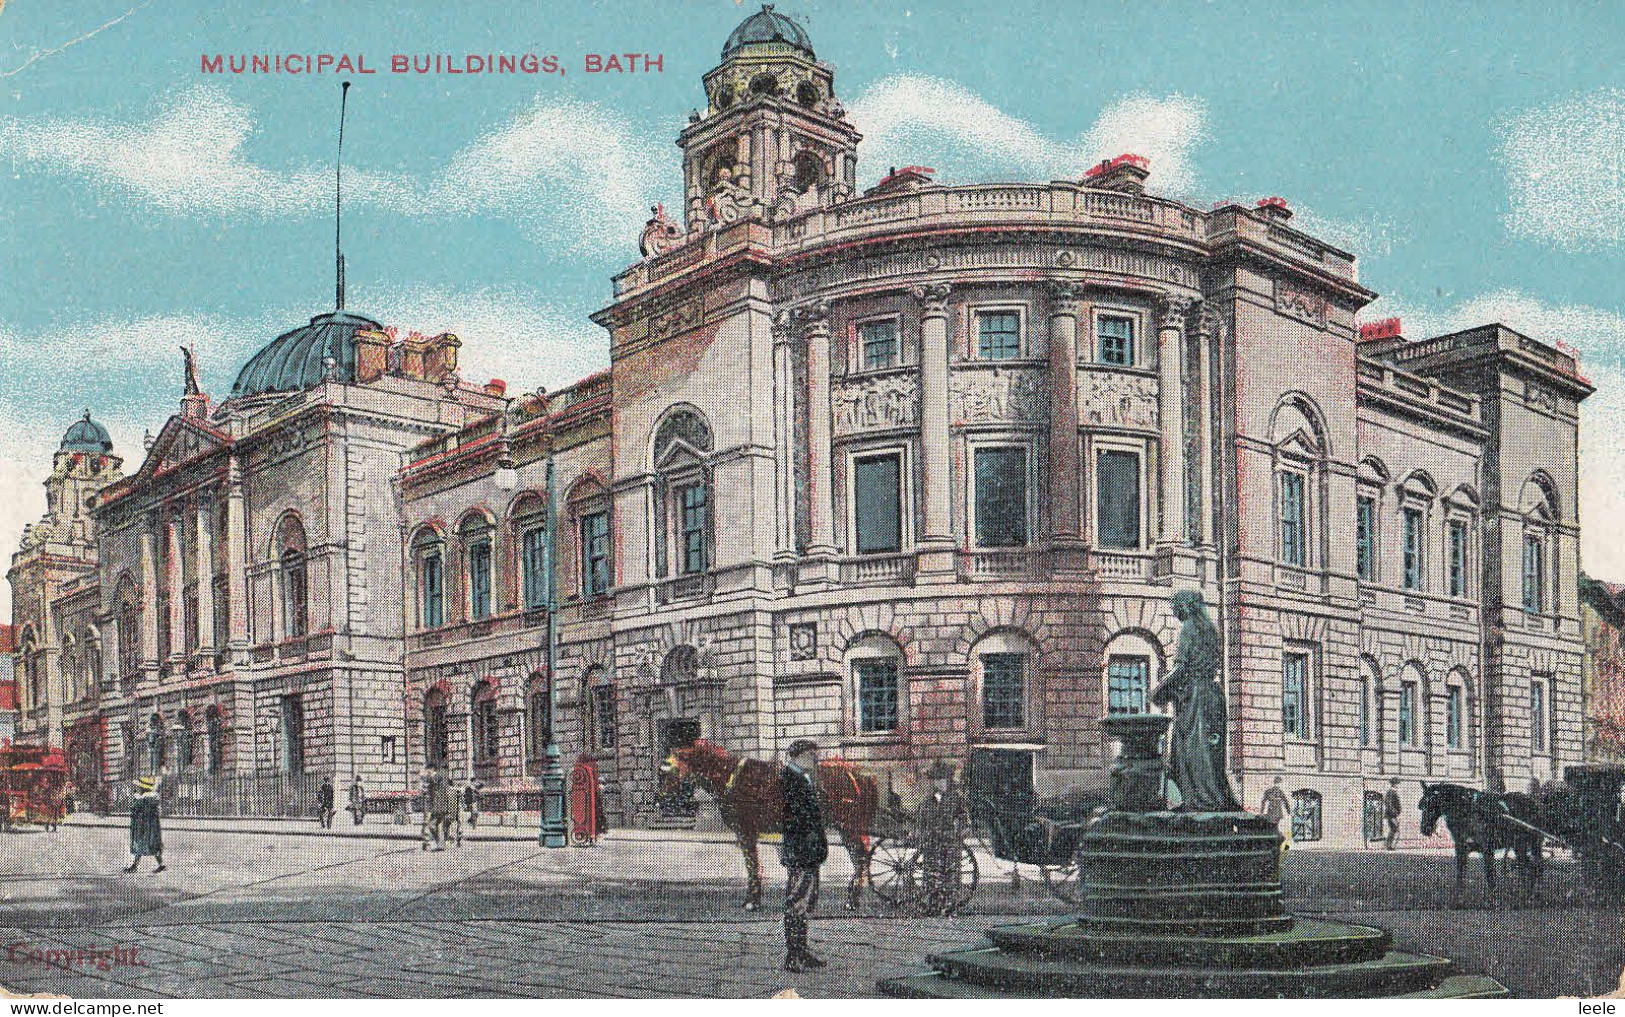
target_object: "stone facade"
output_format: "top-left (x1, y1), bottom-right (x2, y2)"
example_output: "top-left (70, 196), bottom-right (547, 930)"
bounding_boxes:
top-left (1579, 575), bottom-right (1625, 763)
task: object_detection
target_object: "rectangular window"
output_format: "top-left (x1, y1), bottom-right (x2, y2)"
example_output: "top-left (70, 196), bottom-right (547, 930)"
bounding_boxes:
top-left (1097, 449), bottom-right (1142, 550)
top-left (678, 482), bottom-right (708, 574)
top-left (594, 686), bottom-right (618, 750)
top-left (976, 310), bottom-right (1021, 360)
top-left (853, 453), bottom-right (903, 554)
top-left (974, 446), bottom-right (1028, 548)
top-left (1280, 472), bottom-right (1307, 567)
top-left (474, 698), bottom-right (499, 762)
top-left (858, 319), bottom-right (899, 370)
top-left (281, 694), bottom-right (305, 776)
top-left (1098, 314), bottom-right (1135, 366)
top-left (1523, 534), bottom-right (1544, 613)
top-left (1355, 497), bottom-right (1376, 582)
top-left (421, 552), bottom-right (444, 628)
top-left (982, 653), bottom-right (1026, 729)
top-left (579, 511), bottom-right (610, 597)
top-left (468, 539), bottom-right (493, 621)
top-left (1282, 651), bottom-right (1309, 739)
top-left (1106, 655), bottom-right (1150, 715)
top-left (1446, 685), bottom-right (1463, 750)
top-left (521, 524), bottom-right (548, 610)
top-left (1531, 678), bottom-right (1548, 753)
top-left (1399, 680), bottom-right (1417, 745)
top-left (1448, 520), bottom-right (1468, 598)
top-left (1402, 507), bottom-right (1423, 590)
top-left (855, 658), bottom-right (900, 733)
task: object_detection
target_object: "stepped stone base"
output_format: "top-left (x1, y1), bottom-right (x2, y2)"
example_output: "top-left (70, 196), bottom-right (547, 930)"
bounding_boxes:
top-left (877, 809), bottom-right (1508, 998)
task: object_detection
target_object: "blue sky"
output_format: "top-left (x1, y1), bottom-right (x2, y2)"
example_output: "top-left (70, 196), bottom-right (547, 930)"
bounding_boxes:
top-left (3, 0), bottom-right (1625, 611)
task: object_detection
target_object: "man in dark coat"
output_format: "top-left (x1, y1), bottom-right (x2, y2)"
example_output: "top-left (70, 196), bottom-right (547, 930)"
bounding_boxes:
top-left (318, 776), bottom-right (336, 829)
top-left (125, 776), bottom-right (164, 873)
top-left (1384, 777), bottom-right (1403, 850)
top-left (779, 739), bottom-right (828, 972)
top-left (918, 760), bottom-right (969, 916)
top-left (347, 774), bottom-right (365, 826)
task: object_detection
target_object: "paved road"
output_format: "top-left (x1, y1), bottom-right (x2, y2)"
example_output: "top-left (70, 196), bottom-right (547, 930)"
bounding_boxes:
top-left (0, 820), bottom-right (1618, 998)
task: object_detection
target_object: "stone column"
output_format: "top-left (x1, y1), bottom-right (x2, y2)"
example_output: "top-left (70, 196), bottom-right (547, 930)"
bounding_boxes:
top-left (226, 457), bottom-right (250, 658)
top-left (139, 513), bottom-right (159, 669)
top-left (196, 495), bottom-right (216, 659)
top-left (1157, 295), bottom-right (1193, 546)
top-left (771, 311), bottom-right (797, 564)
top-left (1048, 282), bottom-right (1085, 565)
top-left (166, 510), bottom-right (185, 667)
top-left (1196, 305), bottom-right (1220, 549)
top-left (794, 301), bottom-right (836, 561)
top-left (916, 283), bottom-right (954, 579)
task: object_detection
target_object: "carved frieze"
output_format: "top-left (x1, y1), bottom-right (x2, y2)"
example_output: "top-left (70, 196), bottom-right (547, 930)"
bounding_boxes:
top-left (832, 373), bottom-right (920, 435)
top-left (1273, 278), bottom-right (1328, 329)
top-left (1524, 379), bottom-right (1560, 413)
top-left (780, 243), bottom-right (1198, 301)
top-left (951, 366), bottom-right (1047, 425)
top-left (649, 299), bottom-right (704, 340)
top-left (1079, 371), bottom-right (1159, 430)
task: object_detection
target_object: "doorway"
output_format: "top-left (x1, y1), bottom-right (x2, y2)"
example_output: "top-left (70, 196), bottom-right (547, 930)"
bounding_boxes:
top-left (656, 718), bottom-right (702, 818)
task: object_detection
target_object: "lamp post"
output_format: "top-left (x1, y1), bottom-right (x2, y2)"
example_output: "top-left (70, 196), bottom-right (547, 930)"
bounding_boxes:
top-left (538, 450), bottom-right (567, 847)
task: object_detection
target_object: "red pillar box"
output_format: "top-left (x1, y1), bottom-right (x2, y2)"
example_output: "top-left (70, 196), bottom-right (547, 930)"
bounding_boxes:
top-left (570, 755), bottom-right (604, 846)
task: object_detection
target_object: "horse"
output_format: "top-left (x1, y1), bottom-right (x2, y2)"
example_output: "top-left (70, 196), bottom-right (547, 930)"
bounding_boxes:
top-left (1419, 782), bottom-right (1547, 895)
top-left (659, 740), bottom-right (880, 911)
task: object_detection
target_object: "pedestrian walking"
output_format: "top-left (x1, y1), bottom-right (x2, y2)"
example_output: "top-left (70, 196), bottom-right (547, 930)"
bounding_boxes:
top-left (463, 779), bottom-right (481, 829)
top-left (779, 739), bottom-right (828, 972)
top-left (347, 774), bottom-right (365, 826)
top-left (1384, 777), bottom-right (1403, 850)
top-left (1261, 776), bottom-right (1292, 849)
top-left (917, 760), bottom-right (967, 916)
top-left (318, 775), bottom-right (336, 829)
top-left (125, 776), bottom-right (165, 873)
top-left (423, 766), bottom-right (456, 850)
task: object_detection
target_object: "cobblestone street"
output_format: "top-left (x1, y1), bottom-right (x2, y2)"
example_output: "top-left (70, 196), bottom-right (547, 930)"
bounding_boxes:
top-left (0, 819), bottom-right (1619, 998)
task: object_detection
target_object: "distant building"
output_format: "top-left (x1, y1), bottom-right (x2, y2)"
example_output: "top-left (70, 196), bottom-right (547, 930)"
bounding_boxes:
top-left (1580, 574), bottom-right (1625, 763)
top-left (0, 624), bottom-right (16, 745)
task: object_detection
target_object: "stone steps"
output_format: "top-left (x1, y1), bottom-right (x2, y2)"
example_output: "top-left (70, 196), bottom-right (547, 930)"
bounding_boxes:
top-left (878, 971), bottom-right (1510, 1000)
top-left (983, 917), bottom-right (1390, 968)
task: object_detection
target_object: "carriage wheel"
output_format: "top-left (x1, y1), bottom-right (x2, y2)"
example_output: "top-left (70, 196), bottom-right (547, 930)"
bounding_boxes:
top-left (919, 841), bottom-right (979, 916)
top-left (869, 837), bottom-right (921, 909)
top-left (1039, 855), bottom-right (1084, 905)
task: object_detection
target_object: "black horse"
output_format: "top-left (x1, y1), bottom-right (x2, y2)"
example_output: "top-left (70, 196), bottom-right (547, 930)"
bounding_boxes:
top-left (1419, 782), bottom-right (1547, 894)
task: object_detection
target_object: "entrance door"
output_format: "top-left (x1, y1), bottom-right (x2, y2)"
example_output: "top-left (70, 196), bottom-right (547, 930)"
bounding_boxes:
top-left (657, 719), bottom-right (702, 818)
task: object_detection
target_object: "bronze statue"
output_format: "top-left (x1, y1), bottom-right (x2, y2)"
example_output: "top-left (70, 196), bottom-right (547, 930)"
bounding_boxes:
top-left (1150, 590), bottom-right (1241, 812)
top-left (181, 345), bottom-right (201, 396)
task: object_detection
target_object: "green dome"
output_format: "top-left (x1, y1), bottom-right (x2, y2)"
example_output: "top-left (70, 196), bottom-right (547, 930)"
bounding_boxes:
top-left (60, 411), bottom-right (113, 454)
top-left (722, 5), bottom-right (813, 60)
top-left (231, 311), bottom-right (383, 398)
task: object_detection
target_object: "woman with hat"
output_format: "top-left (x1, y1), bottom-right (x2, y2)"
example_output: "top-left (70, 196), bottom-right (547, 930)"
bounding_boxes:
top-left (125, 776), bottom-right (165, 873)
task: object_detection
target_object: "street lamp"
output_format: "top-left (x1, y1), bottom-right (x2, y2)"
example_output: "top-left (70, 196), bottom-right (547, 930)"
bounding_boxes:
top-left (538, 450), bottom-right (567, 848)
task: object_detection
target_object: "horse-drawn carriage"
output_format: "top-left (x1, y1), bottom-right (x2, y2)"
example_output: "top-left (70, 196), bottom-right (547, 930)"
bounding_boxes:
top-left (0, 745), bottom-right (68, 828)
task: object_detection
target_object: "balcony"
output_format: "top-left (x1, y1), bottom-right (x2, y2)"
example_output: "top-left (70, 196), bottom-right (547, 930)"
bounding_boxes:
top-left (656, 573), bottom-right (714, 605)
top-left (1089, 549), bottom-right (1153, 582)
top-left (837, 552), bottom-right (917, 587)
top-left (958, 548), bottom-right (1049, 581)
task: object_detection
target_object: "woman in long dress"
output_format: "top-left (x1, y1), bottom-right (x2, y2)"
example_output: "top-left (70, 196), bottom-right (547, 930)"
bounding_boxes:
top-left (1150, 591), bottom-right (1241, 812)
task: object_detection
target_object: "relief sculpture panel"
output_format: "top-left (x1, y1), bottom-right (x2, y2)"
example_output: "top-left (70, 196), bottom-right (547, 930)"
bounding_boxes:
top-left (1079, 370), bottom-right (1159, 430)
top-left (951, 366), bottom-right (1047, 425)
top-left (832, 372), bottom-right (920, 435)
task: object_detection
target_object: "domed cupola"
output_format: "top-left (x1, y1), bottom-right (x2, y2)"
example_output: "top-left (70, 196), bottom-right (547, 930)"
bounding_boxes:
top-left (231, 310), bottom-right (384, 398)
top-left (60, 410), bottom-right (113, 454)
top-left (722, 4), bottom-right (815, 61)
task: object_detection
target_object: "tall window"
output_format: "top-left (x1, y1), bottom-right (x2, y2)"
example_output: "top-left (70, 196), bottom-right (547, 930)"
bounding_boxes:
top-left (1282, 651), bottom-right (1309, 739)
top-left (420, 548), bottom-right (445, 627)
top-left (526, 676), bottom-right (551, 767)
top-left (117, 581), bottom-right (140, 681)
top-left (472, 683), bottom-right (499, 764)
top-left (1097, 449), bottom-right (1141, 550)
top-left (184, 589), bottom-right (199, 654)
top-left (1359, 674), bottom-right (1372, 746)
top-left (579, 511), bottom-right (610, 596)
top-left (212, 576), bottom-right (229, 652)
top-left (977, 310), bottom-right (1021, 360)
top-left (276, 514), bottom-right (309, 640)
top-left (1107, 655), bottom-right (1150, 715)
top-left (853, 453), bottom-right (902, 554)
top-left (467, 536), bottom-right (493, 621)
top-left (424, 689), bottom-right (449, 768)
top-left (1531, 677), bottom-right (1549, 753)
top-left (1280, 472), bottom-right (1307, 567)
top-left (981, 653), bottom-right (1026, 729)
top-left (858, 319), bottom-right (898, 370)
top-left (1523, 534), bottom-right (1545, 613)
top-left (593, 682), bottom-right (618, 751)
top-left (678, 482), bottom-right (708, 574)
top-left (854, 658), bottom-right (900, 733)
top-left (1446, 684), bottom-right (1464, 750)
top-left (1355, 497), bottom-right (1376, 581)
top-left (1399, 680), bottom-right (1418, 746)
top-left (522, 518), bottom-right (549, 610)
top-left (1447, 520), bottom-right (1468, 597)
top-left (280, 694), bottom-right (305, 776)
top-left (974, 446), bottom-right (1028, 548)
top-left (1097, 314), bottom-right (1135, 366)
top-left (1401, 507), bottom-right (1423, 590)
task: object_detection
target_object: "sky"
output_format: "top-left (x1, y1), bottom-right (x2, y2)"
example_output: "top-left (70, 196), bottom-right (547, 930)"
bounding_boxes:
top-left (2, 0), bottom-right (1624, 615)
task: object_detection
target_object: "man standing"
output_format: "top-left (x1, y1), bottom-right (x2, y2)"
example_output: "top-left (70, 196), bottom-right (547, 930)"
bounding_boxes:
top-left (1384, 777), bottom-right (1403, 850)
top-left (125, 777), bottom-right (164, 873)
top-left (779, 739), bottom-right (827, 973)
top-left (463, 779), bottom-right (481, 829)
top-left (1261, 776), bottom-right (1291, 840)
top-left (918, 760), bottom-right (967, 916)
top-left (347, 773), bottom-right (365, 826)
top-left (318, 775), bottom-right (336, 829)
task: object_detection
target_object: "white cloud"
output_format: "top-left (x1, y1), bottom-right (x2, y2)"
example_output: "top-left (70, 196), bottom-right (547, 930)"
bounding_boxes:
top-left (1496, 89), bottom-right (1625, 251)
top-left (0, 86), bottom-right (669, 253)
top-left (848, 75), bottom-right (1207, 193)
top-left (1366, 289), bottom-right (1625, 581)
top-left (1287, 205), bottom-right (1404, 260)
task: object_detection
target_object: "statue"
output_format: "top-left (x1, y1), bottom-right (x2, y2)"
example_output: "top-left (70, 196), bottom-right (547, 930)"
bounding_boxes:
top-left (181, 345), bottom-right (201, 396)
top-left (1149, 590), bottom-right (1241, 812)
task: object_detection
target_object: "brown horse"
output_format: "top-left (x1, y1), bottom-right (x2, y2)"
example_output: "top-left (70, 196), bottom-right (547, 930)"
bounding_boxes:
top-left (660, 740), bottom-right (880, 910)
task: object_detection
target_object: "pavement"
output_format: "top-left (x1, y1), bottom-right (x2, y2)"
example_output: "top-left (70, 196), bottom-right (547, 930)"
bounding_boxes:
top-left (0, 817), bottom-right (1619, 999)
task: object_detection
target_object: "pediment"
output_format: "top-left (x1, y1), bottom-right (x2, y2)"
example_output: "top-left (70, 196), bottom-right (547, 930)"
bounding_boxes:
top-left (1276, 428), bottom-right (1321, 460)
top-left (135, 415), bottom-right (232, 482)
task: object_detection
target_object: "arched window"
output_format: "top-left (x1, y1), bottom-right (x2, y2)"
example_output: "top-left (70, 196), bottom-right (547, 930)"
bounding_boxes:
top-left (1398, 662), bottom-right (1427, 748)
top-left (85, 630), bottom-right (102, 697)
top-left (423, 688), bottom-right (449, 768)
top-left (459, 513), bottom-right (495, 621)
top-left (525, 674), bottom-right (551, 773)
top-left (412, 527), bottom-right (446, 628)
top-left (973, 631), bottom-right (1037, 733)
top-left (1291, 789), bottom-right (1324, 842)
top-left (275, 514), bottom-right (308, 639)
top-left (568, 479), bottom-right (612, 599)
top-left (175, 711), bottom-right (194, 770)
top-left (652, 409), bottom-right (714, 579)
top-left (845, 634), bottom-right (903, 735)
top-left (1359, 656), bottom-right (1381, 749)
top-left (116, 574), bottom-right (140, 683)
top-left (1397, 472), bottom-right (1437, 592)
top-left (1520, 474), bottom-right (1560, 616)
top-left (205, 705), bottom-right (226, 773)
top-left (471, 681), bottom-right (499, 770)
top-left (1269, 395), bottom-right (1328, 570)
top-left (511, 494), bottom-right (548, 613)
top-left (17, 629), bottom-right (39, 711)
top-left (60, 635), bottom-right (76, 704)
